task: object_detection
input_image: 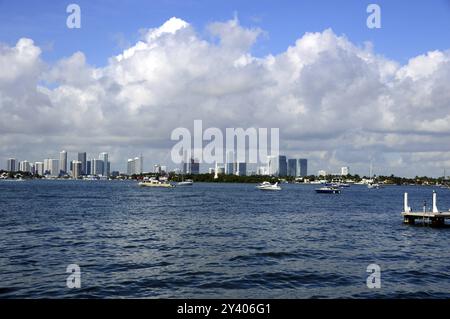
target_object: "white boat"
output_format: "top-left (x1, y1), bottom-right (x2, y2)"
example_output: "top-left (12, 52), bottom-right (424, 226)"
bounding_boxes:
top-left (139, 178), bottom-right (174, 188)
top-left (257, 181), bottom-right (282, 191)
top-left (367, 183), bottom-right (380, 189)
top-left (177, 179), bottom-right (193, 186)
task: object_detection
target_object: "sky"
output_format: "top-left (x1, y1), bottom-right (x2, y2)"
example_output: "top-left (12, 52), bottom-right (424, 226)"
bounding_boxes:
top-left (1, 0), bottom-right (450, 176)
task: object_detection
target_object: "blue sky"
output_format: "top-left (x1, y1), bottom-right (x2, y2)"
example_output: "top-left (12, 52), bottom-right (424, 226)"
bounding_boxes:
top-left (1, 0), bottom-right (450, 66)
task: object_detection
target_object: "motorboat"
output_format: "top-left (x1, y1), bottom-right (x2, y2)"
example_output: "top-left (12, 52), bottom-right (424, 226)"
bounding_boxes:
top-left (139, 178), bottom-right (174, 188)
top-left (315, 186), bottom-right (341, 194)
top-left (177, 179), bottom-right (193, 186)
top-left (257, 181), bottom-right (282, 191)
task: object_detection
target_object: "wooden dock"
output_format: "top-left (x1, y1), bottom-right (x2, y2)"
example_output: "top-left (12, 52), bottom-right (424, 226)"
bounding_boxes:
top-left (402, 192), bottom-right (450, 227)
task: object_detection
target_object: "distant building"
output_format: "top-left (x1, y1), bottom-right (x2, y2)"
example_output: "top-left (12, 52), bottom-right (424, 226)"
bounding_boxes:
top-left (86, 160), bottom-right (92, 175)
top-left (226, 151), bottom-right (235, 175)
top-left (78, 152), bottom-right (87, 175)
top-left (60, 150), bottom-right (67, 174)
top-left (99, 153), bottom-right (109, 177)
top-left (183, 157), bottom-right (200, 175)
top-left (298, 159), bottom-right (308, 177)
top-left (72, 160), bottom-right (82, 179)
top-left (19, 161), bottom-right (31, 173)
top-left (341, 166), bottom-right (350, 176)
top-left (190, 158), bottom-right (200, 175)
top-left (127, 159), bottom-right (135, 176)
top-left (92, 159), bottom-right (104, 176)
top-left (34, 162), bottom-right (44, 176)
top-left (267, 155), bottom-right (287, 177)
top-left (208, 167), bottom-right (215, 174)
top-left (6, 158), bottom-right (17, 172)
top-left (287, 159), bottom-right (297, 177)
top-left (154, 164), bottom-right (162, 174)
top-left (127, 156), bottom-right (143, 175)
top-left (318, 170), bottom-right (327, 177)
top-left (236, 162), bottom-right (247, 176)
top-left (44, 159), bottom-right (59, 177)
top-left (257, 166), bottom-right (268, 176)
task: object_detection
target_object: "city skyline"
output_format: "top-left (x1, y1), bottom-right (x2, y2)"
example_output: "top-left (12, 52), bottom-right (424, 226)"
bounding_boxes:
top-left (1, 1), bottom-right (450, 177)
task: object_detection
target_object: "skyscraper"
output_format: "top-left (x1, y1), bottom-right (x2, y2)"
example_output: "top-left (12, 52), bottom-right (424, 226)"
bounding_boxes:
top-left (60, 150), bottom-right (67, 174)
top-left (279, 156), bottom-right (287, 177)
top-left (19, 161), bottom-right (31, 173)
top-left (99, 152), bottom-right (109, 177)
top-left (92, 159), bottom-right (104, 176)
top-left (299, 159), bottom-right (308, 177)
top-left (226, 151), bottom-right (235, 175)
top-left (72, 161), bottom-right (82, 179)
top-left (190, 158), bottom-right (200, 175)
top-left (7, 158), bottom-right (17, 172)
top-left (267, 155), bottom-right (278, 176)
top-left (44, 159), bottom-right (59, 177)
top-left (34, 162), bottom-right (44, 176)
top-left (236, 162), bottom-right (247, 176)
top-left (77, 152), bottom-right (87, 175)
top-left (287, 159), bottom-right (297, 177)
top-left (127, 159), bottom-right (135, 176)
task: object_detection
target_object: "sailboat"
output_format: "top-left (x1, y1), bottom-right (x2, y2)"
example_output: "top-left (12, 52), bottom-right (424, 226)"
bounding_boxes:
top-left (367, 162), bottom-right (380, 189)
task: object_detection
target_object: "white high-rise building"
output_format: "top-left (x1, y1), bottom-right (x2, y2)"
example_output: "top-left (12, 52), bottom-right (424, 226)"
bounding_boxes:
top-left (19, 161), bottom-right (31, 173)
top-left (59, 150), bottom-right (68, 174)
top-left (35, 162), bottom-right (44, 176)
top-left (44, 159), bottom-right (59, 176)
top-left (341, 166), bottom-right (350, 176)
top-left (135, 156), bottom-right (143, 174)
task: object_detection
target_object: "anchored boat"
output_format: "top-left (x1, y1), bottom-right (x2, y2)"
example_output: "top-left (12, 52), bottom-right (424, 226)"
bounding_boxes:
top-left (139, 178), bottom-right (174, 188)
top-left (315, 186), bottom-right (341, 194)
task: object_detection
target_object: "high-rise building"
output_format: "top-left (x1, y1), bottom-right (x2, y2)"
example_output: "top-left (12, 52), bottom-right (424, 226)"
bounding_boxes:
top-left (287, 159), bottom-right (297, 177)
top-left (279, 156), bottom-right (287, 177)
top-left (126, 156), bottom-right (143, 176)
top-left (267, 155), bottom-right (287, 177)
top-left (299, 159), bottom-right (308, 177)
top-left (59, 150), bottom-right (67, 174)
top-left (19, 161), bottom-right (31, 173)
top-left (72, 161), bottom-right (82, 179)
top-left (77, 152), bottom-right (87, 175)
top-left (34, 162), bottom-right (44, 176)
top-left (127, 159), bottom-right (135, 176)
top-left (44, 159), bottom-right (59, 177)
top-left (236, 162), bottom-right (247, 176)
top-left (92, 159), bottom-right (104, 176)
top-left (134, 156), bottom-right (143, 174)
top-left (190, 158), bottom-right (200, 175)
top-left (99, 152), bottom-right (109, 177)
top-left (226, 151), bottom-right (235, 175)
top-left (341, 166), bottom-right (350, 176)
top-left (154, 164), bottom-right (162, 174)
top-left (7, 158), bottom-right (17, 172)
top-left (86, 160), bottom-right (92, 175)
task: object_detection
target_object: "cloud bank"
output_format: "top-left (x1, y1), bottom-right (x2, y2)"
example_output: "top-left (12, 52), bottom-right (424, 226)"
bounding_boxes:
top-left (1, 17), bottom-right (450, 176)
